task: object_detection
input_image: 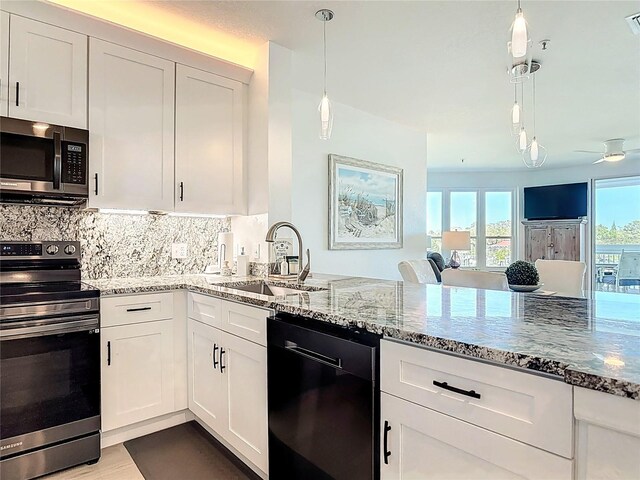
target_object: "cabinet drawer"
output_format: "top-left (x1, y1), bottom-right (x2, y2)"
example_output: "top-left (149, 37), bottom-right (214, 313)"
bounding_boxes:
top-left (381, 340), bottom-right (573, 458)
top-left (220, 300), bottom-right (270, 346)
top-left (101, 293), bottom-right (173, 327)
top-left (188, 293), bottom-right (222, 328)
top-left (381, 392), bottom-right (573, 480)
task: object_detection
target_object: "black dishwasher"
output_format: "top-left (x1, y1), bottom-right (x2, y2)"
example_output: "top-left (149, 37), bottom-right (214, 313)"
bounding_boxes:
top-left (267, 313), bottom-right (380, 480)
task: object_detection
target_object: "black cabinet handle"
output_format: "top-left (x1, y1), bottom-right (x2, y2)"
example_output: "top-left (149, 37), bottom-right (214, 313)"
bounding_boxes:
top-left (433, 380), bottom-right (481, 399)
top-left (94, 173), bottom-right (99, 195)
top-left (126, 306), bottom-right (152, 312)
top-left (220, 347), bottom-right (226, 373)
top-left (383, 420), bottom-right (391, 464)
top-left (213, 343), bottom-right (219, 369)
top-left (15, 82), bottom-right (19, 106)
top-left (107, 341), bottom-right (111, 366)
top-left (179, 181), bottom-right (184, 201)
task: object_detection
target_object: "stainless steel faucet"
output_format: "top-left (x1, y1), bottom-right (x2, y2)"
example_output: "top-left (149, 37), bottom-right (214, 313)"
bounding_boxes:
top-left (265, 221), bottom-right (311, 283)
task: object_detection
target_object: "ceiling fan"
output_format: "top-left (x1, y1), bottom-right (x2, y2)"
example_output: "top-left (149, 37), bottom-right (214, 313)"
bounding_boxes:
top-left (575, 139), bottom-right (640, 164)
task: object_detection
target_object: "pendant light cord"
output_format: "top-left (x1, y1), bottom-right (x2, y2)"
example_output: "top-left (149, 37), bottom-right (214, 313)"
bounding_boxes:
top-left (532, 73), bottom-right (536, 136)
top-left (323, 19), bottom-right (327, 96)
top-left (521, 78), bottom-right (525, 128)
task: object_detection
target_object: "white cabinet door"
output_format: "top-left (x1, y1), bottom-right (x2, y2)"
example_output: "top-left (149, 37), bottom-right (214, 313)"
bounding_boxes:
top-left (175, 64), bottom-right (245, 215)
top-left (89, 38), bottom-right (175, 211)
top-left (574, 387), bottom-right (640, 480)
top-left (187, 319), bottom-right (225, 433)
top-left (220, 329), bottom-right (268, 473)
top-left (0, 11), bottom-right (8, 117)
top-left (102, 320), bottom-right (175, 431)
top-left (8, 16), bottom-right (87, 128)
top-left (381, 393), bottom-right (572, 480)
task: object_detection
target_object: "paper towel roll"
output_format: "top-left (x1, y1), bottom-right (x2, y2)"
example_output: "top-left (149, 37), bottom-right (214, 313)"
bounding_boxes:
top-left (218, 232), bottom-right (234, 269)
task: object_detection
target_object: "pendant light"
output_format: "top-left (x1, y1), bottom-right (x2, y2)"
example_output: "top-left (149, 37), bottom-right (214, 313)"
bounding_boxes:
top-left (316, 9), bottom-right (334, 140)
top-left (516, 83), bottom-right (527, 152)
top-left (522, 70), bottom-right (547, 168)
top-left (507, 0), bottom-right (532, 84)
top-left (509, 0), bottom-right (530, 59)
top-left (511, 84), bottom-right (521, 135)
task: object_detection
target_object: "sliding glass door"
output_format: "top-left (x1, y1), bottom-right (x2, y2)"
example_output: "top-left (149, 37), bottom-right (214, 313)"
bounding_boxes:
top-left (593, 176), bottom-right (640, 294)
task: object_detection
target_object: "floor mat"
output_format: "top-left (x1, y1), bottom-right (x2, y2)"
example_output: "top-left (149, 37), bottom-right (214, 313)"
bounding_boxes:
top-left (124, 422), bottom-right (257, 480)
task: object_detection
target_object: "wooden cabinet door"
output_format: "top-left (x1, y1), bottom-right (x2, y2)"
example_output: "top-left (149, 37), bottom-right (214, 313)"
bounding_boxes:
top-left (0, 11), bottom-right (8, 117)
top-left (550, 225), bottom-right (579, 261)
top-left (9, 16), bottom-right (87, 128)
top-left (187, 319), bottom-right (225, 433)
top-left (381, 392), bottom-right (572, 480)
top-left (219, 330), bottom-right (268, 473)
top-left (175, 64), bottom-right (245, 215)
top-left (88, 38), bottom-right (175, 210)
top-left (102, 320), bottom-right (175, 431)
top-left (525, 226), bottom-right (549, 261)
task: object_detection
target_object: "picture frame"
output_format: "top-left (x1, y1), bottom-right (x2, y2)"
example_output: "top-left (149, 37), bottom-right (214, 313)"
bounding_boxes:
top-left (329, 154), bottom-right (403, 250)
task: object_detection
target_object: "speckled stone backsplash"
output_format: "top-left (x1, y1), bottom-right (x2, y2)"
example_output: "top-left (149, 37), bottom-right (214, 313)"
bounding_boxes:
top-left (0, 205), bottom-right (230, 279)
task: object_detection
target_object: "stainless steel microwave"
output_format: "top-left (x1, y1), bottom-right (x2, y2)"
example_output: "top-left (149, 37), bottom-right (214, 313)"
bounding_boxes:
top-left (0, 117), bottom-right (89, 206)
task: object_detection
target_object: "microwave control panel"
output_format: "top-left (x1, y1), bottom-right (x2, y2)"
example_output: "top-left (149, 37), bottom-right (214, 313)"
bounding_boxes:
top-left (62, 141), bottom-right (87, 185)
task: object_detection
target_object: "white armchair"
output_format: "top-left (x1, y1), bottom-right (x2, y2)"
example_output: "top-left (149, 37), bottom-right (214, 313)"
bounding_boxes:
top-left (535, 259), bottom-right (586, 297)
top-left (398, 260), bottom-right (439, 284)
top-left (441, 269), bottom-right (509, 291)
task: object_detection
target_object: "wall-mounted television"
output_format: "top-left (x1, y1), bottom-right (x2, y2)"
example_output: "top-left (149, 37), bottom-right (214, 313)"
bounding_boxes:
top-left (524, 182), bottom-right (588, 220)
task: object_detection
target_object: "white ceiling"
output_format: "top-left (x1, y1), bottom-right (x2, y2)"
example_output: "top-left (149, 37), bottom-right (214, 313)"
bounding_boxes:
top-left (123, 1), bottom-right (640, 171)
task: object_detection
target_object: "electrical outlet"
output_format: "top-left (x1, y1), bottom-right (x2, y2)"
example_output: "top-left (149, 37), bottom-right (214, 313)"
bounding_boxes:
top-left (172, 243), bottom-right (188, 259)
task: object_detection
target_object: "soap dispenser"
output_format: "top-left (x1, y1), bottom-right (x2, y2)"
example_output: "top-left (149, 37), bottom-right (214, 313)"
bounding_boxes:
top-left (237, 247), bottom-right (250, 277)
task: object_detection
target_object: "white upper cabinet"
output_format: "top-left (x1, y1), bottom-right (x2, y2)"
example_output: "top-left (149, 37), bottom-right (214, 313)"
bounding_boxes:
top-left (175, 64), bottom-right (245, 215)
top-left (8, 15), bottom-right (87, 128)
top-left (89, 38), bottom-right (175, 211)
top-left (1, 11), bottom-right (9, 117)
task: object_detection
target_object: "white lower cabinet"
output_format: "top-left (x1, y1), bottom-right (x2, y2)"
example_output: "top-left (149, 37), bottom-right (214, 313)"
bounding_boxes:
top-left (381, 392), bottom-right (572, 480)
top-left (187, 318), bottom-right (225, 432)
top-left (574, 387), bottom-right (640, 480)
top-left (101, 319), bottom-right (175, 432)
top-left (187, 317), bottom-right (268, 474)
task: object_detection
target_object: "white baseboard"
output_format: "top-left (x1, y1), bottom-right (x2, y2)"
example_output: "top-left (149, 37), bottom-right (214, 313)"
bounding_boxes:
top-left (101, 410), bottom-right (195, 448)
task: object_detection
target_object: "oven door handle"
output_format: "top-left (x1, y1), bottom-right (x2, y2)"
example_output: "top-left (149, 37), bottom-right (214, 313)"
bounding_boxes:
top-left (0, 316), bottom-right (99, 340)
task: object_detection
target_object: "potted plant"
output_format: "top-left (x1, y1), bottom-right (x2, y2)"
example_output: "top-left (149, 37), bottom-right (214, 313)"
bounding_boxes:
top-left (505, 261), bottom-right (542, 292)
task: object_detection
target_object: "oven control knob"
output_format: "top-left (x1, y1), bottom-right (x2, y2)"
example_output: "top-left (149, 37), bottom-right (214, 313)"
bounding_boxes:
top-left (46, 244), bottom-right (59, 255)
top-left (64, 244), bottom-right (77, 255)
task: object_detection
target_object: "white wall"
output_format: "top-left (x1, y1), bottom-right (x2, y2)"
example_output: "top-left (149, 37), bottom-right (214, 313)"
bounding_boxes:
top-left (290, 89), bottom-right (428, 280)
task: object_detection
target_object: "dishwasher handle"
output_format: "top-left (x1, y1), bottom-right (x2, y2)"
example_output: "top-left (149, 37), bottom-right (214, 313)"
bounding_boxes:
top-left (285, 340), bottom-right (342, 369)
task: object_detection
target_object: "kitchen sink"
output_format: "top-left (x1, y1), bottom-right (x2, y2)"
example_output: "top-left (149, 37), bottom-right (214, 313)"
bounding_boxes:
top-left (221, 280), bottom-right (324, 297)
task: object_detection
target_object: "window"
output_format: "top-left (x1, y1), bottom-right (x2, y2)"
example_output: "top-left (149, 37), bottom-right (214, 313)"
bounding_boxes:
top-left (427, 189), bottom-right (514, 269)
top-left (427, 191), bottom-right (442, 253)
top-left (450, 192), bottom-right (477, 267)
top-left (485, 191), bottom-right (512, 267)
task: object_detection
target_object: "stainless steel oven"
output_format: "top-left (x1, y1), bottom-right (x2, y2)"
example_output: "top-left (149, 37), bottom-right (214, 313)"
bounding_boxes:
top-left (0, 117), bottom-right (89, 206)
top-left (0, 241), bottom-right (101, 480)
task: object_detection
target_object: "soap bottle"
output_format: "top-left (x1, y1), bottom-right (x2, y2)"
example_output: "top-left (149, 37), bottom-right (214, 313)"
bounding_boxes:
top-left (236, 247), bottom-right (249, 277)
top-left (221, 260), bottom-right (233, 277)
top-left (280, 259), bottom-right (289, 276)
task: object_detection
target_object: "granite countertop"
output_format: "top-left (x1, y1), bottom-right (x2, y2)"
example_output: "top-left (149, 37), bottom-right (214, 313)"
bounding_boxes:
top-left (86, 273), bottom-right (640, 400)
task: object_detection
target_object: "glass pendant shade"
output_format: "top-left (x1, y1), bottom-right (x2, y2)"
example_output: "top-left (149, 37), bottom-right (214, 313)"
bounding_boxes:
top-left (522, 136), bottom-right (547, 168)
top-left (318, 93), bottom-right (333, 140)
top-left (510, 10), bottom-right (528, 58)
top-left (511, 102), bottom-right (521, 135)
top-left (518, 127), bottom-right (527, 152)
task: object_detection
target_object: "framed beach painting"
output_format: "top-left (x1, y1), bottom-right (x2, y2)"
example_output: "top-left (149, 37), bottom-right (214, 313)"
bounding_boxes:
top-left (329, 154), bottom-right (403, 250)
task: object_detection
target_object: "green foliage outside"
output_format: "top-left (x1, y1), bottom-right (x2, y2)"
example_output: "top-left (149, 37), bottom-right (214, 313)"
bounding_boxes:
top-left (595, 221), bottom-right (640, 245)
